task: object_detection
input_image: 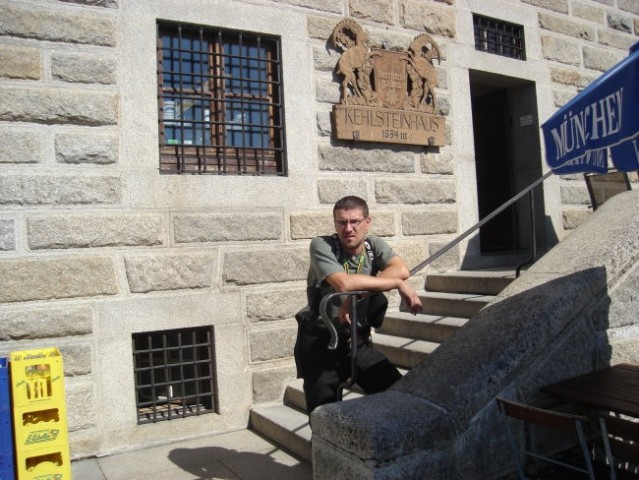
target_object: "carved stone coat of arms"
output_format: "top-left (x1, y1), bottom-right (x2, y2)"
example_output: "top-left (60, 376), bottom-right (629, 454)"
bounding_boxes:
top-left (330, 19), bottom-right (446, 146)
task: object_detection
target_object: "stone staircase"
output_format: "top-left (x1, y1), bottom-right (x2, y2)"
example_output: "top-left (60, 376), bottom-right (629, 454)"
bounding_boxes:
top-left (249, 268), bottom-right (516, 462)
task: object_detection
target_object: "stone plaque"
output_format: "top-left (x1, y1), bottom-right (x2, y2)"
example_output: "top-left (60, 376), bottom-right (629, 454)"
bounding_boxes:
top-left (333, 105), bottom-right (445, 146)
top-left (330, 19), bottom-right (446, 147)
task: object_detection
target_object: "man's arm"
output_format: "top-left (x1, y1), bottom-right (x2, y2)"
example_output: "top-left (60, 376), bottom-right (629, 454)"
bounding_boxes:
top-left (376, 255), bottom-right (410, 281)
top-left (325, 256), bottom-right (422, 315)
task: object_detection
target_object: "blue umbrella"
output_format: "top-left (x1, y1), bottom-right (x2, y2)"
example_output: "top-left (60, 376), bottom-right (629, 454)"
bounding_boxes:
top-left (542, 41), bottom-right (639, 174)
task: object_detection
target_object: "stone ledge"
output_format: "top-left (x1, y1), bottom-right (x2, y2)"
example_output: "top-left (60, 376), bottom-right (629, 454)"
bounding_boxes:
top-left (223, 247), bottom-right (308, 285)
top-left (55, 132), bottom-right (118, 164)
top-left (0, 219), bottom-right (15, 251)
top-left (0, 3), bottom-right (116, 46)
top-left (0, 44), bottom-right (41, 80)
top-left (375, 179), bottom-right (456, 204)
top-left (0, 306), bottom-right (93, 341)
top-left (0, 257), bottom-right (118, 303)
top-left (249, 324), bottom-right (297, 362)
top-left (173, 213), bottom-right (282, 243)
top-left (312, 390), bottom-right (454, 461)
top-left (28, 213), bottom-right (163, 249)
top-left (124, 252), bottom-right (216, 293)
top-left (0, 175), bottom-right (121, 206)
top-left (0, 87), bottom-right (117, 126)
top-left (0, 129), bottom-right (44, 164)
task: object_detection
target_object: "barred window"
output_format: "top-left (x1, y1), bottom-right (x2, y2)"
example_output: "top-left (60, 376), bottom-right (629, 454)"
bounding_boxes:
top-left (473, 14), bottom-right (526, 61)
top-left (157, 22), bottom-right (286, 174)
top-left (133, 327), bottom-right (217, 424)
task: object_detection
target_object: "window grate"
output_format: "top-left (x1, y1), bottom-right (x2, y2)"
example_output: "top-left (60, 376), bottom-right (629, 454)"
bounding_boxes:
top-left (132, 327), bottom-right (217, 424)
top-left (473, 14), bottom-right (526, 60)
top-left (157, 22), bottom-right (286, 175)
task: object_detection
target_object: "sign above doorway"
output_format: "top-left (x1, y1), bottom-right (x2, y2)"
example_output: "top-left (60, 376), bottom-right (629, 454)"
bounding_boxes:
top-left (330, 19), bottom-right (446, 147)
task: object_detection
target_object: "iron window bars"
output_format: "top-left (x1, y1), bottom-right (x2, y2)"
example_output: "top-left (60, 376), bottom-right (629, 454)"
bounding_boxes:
top-left (473, 14), bottom-right (526, 60)
top-left (133, 327), bottom-right (217, 424)
top-left (157, 22), bottom-right (286, 174)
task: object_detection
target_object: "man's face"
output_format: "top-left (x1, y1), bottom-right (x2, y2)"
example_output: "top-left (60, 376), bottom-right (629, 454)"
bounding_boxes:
top-left (333, 207), bottom-right (371, 254)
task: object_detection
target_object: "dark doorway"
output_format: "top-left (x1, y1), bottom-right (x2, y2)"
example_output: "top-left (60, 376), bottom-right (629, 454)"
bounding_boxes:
top-left (469, 70), bottom-right (545, 255)
top-left (471, 85), bottom-right (514, 251)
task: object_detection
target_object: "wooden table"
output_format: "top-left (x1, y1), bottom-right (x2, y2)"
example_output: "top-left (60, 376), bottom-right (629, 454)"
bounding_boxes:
top-left (541, 363), bottom-right (639, 419)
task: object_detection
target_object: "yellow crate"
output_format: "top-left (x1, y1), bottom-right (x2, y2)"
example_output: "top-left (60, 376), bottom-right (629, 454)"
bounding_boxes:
top-left (10, 348), bottom-right (71, 480)
top-left (13, 404), bottom-right (69, 454)
top-left (10, 348), bottom-right (65, 408)
top-left (14, 444), bottom-right (70, 480)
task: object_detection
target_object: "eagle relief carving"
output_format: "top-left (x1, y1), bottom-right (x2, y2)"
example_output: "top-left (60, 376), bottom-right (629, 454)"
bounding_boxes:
top-left (330, 19), bottom-right (446, 146)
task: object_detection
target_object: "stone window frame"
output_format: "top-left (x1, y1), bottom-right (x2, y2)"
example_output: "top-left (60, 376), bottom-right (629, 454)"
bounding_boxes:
top-left (157, 21), bottom-right (287, 175)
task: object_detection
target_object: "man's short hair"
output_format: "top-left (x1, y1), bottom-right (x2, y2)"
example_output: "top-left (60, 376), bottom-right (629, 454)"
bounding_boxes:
top-left (333, 196), bottom-right (369, 218)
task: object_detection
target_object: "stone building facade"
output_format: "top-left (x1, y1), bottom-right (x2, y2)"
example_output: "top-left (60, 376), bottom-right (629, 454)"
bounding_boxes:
top-left (0, 0), bottom-right (637, 460)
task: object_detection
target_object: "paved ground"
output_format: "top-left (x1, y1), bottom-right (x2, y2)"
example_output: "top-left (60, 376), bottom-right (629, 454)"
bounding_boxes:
top-left (71, 429), bottom-right (313, 480)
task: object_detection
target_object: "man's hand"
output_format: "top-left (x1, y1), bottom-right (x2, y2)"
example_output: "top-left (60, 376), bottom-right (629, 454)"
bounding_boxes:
top-left (338, 296), bottom-right (352, 326)
top-left (398, 281), bottom-right (422, 314)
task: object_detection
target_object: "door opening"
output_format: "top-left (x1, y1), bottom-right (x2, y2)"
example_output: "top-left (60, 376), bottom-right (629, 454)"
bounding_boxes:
top-left (469, 70), bottom-right (546, 255)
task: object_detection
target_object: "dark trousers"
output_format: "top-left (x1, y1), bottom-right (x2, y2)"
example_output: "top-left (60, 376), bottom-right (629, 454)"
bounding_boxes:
top-left (297, 325), bottom-right (401, 414)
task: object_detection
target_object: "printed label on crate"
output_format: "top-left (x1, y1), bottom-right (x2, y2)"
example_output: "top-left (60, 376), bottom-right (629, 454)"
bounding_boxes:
top-left (21, 365), bottom-right (54, 401)
top-left (11, 349), bottom-right (60, 362)
top-left (24, 429), bottom-right (61, 446)
top-left (10, 348), bottom-right (64, 408)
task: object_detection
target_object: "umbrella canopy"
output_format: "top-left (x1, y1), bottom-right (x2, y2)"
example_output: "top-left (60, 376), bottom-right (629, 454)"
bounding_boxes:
top-left (542, 41), bottom-right (639, 174)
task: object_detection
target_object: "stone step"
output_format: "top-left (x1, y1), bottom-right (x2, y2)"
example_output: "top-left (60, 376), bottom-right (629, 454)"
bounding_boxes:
top-left (284, 378), bottom-right (363, 414)
top-left (378, 311), bottom-right (469, 343)
top-left (284, 378), bottom-right (307, 413)
top-left (425, 269), bottom-right (515, 295)
top-left (251, 380), bottom-right (368, 463)
top-left (372, 331), bottom-right (439, 369)
top-left (416, 291), bottom-right (494, 318)
top-left (250, 403), bottom-right (313, 462)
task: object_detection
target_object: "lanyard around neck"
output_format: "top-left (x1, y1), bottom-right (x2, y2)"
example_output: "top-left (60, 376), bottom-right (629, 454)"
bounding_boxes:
top-left (343, 253), bottom-right (365, 275)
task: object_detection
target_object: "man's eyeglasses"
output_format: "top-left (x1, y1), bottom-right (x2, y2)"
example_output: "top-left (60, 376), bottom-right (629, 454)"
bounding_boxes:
top-left (334, 218), bottom-right (366, 229)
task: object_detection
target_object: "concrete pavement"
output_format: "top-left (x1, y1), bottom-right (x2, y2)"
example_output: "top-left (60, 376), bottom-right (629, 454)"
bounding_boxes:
top-left (71, 429), bottom-right (313, 480)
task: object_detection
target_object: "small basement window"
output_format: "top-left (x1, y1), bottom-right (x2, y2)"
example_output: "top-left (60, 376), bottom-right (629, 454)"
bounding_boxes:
top-left (157, 21), bottom-right (287, 175)
top-left (473, 14), bottom-right (526, 60)
top-left (133, 326), bottom-right (217, 424)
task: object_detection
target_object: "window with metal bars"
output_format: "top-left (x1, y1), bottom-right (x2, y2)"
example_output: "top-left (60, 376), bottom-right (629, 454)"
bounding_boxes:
top-left (473, 14), bottom-right (526, 60)
top-left (132, 327), bottom-right (217, 424)
top-left (157, 22), bottom-right (286, 174)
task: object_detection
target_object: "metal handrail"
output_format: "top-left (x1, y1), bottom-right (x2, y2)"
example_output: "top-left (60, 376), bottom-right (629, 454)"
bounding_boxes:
top-left (319, 290), bottom-right (369, 400)
top-left (409, 170), bottom-right (553, 277)
top-left (319, 291), bottom-right (369, 350)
